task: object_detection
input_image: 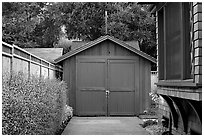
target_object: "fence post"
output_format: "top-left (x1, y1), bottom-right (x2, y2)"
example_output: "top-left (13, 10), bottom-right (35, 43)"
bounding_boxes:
top-left (11, 45), bottom-right (14, 75)
top-left (48, 63), bottom-right (50, 79)
top-left (3, 42), bottom-right (63, 80)
top-left (28, 55), bottom-right (31, 78)
top-left (40, 60), bottom-right (42, 78)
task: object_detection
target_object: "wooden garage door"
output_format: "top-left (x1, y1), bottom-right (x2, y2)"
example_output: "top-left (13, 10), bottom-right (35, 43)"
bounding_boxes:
top-left (108, 60), bottom-right (135, 115)
top-left (76, 58), bottom-right (107, 116)
top-left (76, 58), bottom-right (135, 116)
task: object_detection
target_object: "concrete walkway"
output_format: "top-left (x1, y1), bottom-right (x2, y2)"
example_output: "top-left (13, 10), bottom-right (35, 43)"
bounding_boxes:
top-left (62, 117), bottom-right (150, 135)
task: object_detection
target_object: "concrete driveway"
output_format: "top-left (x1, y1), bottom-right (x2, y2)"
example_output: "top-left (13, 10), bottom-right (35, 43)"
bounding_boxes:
top-left (62, 117), bottom-right (150, 135)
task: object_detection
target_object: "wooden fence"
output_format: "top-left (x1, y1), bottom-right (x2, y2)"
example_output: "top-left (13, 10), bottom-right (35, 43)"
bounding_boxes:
top-left (2, 42), bottom-right (63, 79)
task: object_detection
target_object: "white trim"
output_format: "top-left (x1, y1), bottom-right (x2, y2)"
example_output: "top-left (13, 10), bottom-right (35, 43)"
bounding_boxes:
top-left (2, 52), bottom-right (12, 57)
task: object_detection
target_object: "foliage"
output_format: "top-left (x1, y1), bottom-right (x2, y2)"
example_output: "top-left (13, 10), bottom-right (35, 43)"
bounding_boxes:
top-left (145, 125), bottom-right (168, 135)
top-left (62, 105), bottom-right (73, 123)
top-left (149, 92), bottom-right (160, 104)
top-left (106, 3), bottom-right (156, 70)
top-left (141, 92), bottom-right (160, 115)
top-left (60, 2), bottom-right (156, 58)
top-left (2, 72), bottom-right (70, 135)
top-left (145, 92), bottom-right (160, 115)
top-left (55, 105), bottom-right (73, 135)
top-left (2, 2), bottom-right (61, 48)
top-left (2, 2), bottom-right (156, 61)
top-left (59, 2), bottom-right (109, 41)
top-left (54, 37), bottom-right (72, 54)
top-left (141, 120), bottom-right (157, 128)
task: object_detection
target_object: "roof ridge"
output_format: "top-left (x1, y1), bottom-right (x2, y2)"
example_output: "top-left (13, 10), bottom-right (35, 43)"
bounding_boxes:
top-left (54, 35), bottom-right (156, 64)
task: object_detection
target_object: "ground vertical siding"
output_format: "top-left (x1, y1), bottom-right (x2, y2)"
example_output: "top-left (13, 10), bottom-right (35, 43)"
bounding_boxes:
top-left (193, 2), bottom-right (202, 84)
top-left (134, 58), bottom-right (140, 115)
top-left (63, 56), bottom-right (76, 114)
top-left (63, 59), bottom-right (69, 105)
top-left (139, 58), bottom-right (151, 113)
top-left (77, 40), bottom-right (136, 56)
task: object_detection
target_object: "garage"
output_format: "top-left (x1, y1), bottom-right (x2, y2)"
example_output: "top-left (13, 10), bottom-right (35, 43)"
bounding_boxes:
top-left (54, 35), bottom-right (156, 116)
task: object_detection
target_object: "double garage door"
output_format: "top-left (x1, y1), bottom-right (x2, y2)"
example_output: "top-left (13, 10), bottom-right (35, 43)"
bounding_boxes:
top-left (76, 57), bottom-right (137, 116)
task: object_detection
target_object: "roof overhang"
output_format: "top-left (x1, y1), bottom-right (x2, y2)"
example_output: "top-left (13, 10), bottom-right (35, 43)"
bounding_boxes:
top-left (54, 35), bottom-right (157, 64)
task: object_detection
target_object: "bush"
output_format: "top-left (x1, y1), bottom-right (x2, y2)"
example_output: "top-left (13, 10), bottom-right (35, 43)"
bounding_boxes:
top-left (141, 120), bottom-right (157, 128)
top-left (144, 92), bottom-right (160, 115)
top-left (62, 105), bottom-right (73, 122)
top-left (2, 72), bottom-right (69, 135)
top-left (55, 105), bottom-right (73, 135)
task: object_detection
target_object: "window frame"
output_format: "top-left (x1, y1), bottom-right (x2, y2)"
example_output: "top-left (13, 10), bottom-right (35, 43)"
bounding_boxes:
top-left (157, 2), bottom-right (193, 82)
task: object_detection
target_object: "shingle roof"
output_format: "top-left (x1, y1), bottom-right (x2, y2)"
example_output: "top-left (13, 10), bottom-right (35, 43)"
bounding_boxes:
top-left (70, 40), bottom-right (140, 51)
top-left (125, 41), bottom-right (140, 50)
top-left (24, 48), bottom-right (63, 63)
top-left (70, 41), bottom-right (88, 51)
top-left (54, 35), bottom-right (156, 63)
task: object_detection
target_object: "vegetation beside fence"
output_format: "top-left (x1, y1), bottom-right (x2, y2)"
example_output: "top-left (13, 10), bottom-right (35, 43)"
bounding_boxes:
top-left (2, 72), bottom-right (72, 135)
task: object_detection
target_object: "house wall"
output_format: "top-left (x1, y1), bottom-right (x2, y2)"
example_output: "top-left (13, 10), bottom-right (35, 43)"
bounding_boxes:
top-left (139, 57), bottom-right (151, 113)
top-left (156, 2), bottom-right (202, 135)
top-left (62, 40), bottom-right (152, 115)
top-left (193, 2), bottom-right (202, 84)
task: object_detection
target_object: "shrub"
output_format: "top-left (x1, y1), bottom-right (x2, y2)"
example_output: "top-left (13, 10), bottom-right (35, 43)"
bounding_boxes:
top-left (141, 120), bottom-right (157, 128)
top-left (62, 105), bottom-right (73, 123)
top-left (55, 105), bottom-right (73, 135)
top-left (149, 92), bottom-right (160, 104)
top-left (2, 72), bottom-right (69, 135)
top-left (145, 92), bottom-right (161, 115)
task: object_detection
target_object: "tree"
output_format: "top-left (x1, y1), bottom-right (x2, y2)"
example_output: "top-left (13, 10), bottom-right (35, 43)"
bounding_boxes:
top-left (59, 3), bottom-right (156, 52)
top-left (2, 2), bottom-right (62, 48)
top-left (60, 3), bottom-right (156, 56)
top-left (58, 2), bottom-right (156, 70)
top-left (2, 2), bottom-right (156, 63)
top-left (3, 2), bottom-right (43, 47)
top-left (58, 2), bottom-right (108, 41)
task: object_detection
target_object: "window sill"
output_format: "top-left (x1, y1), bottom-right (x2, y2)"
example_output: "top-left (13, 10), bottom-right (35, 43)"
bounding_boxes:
top-left (156, 79), bottom-right (202, 88)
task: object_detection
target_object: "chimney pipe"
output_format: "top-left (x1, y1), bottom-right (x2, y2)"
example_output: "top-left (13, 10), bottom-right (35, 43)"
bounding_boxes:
top-left (105, 10), bottom-right (108, 35)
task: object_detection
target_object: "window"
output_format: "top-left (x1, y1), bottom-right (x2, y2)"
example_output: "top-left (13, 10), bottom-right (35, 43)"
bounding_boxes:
top-left (158, 2), bottom-right (192, 80)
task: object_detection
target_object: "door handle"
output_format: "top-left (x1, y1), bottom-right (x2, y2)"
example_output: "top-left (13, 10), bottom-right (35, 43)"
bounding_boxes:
top-left (106, 90), bottom-right (110, 97)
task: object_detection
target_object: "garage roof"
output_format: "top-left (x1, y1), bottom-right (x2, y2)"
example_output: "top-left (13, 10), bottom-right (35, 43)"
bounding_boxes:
top-left (70, 40), bottom-right (140, 51)
top-left (54, 35), bottom-right (156, 63)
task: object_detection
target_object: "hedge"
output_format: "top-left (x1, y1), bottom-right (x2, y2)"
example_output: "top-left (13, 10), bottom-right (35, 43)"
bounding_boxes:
top-left (2, 72), bottom-right (70, 135)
